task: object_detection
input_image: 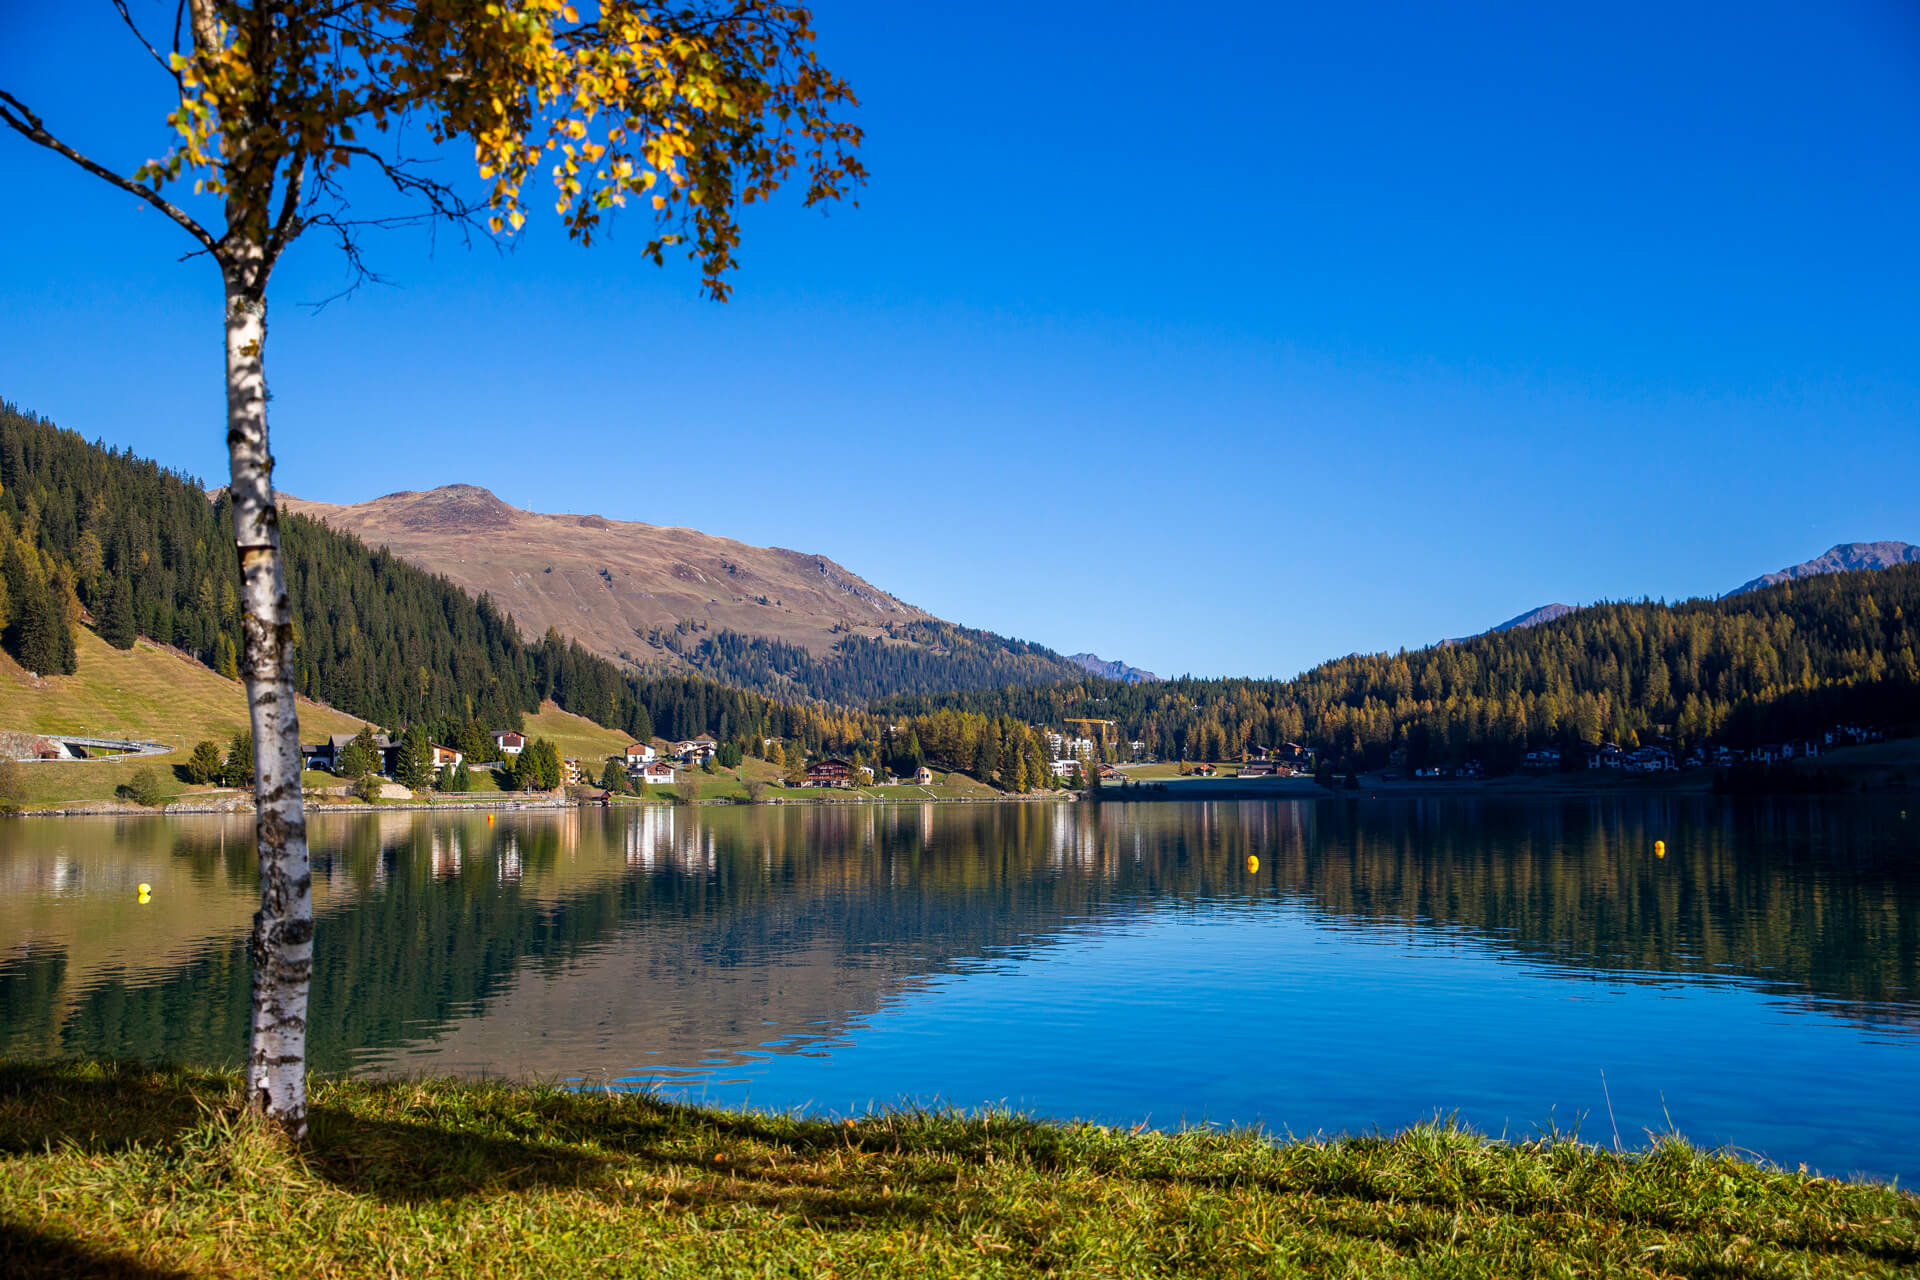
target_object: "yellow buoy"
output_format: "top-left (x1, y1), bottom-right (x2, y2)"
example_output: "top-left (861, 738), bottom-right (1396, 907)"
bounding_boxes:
top-left (1654, 840), bottom-right (1666, 858)
top-left (1246, 855), bottom-right (1259, 873)
top-left (137, 881), bottom-right (151, 904)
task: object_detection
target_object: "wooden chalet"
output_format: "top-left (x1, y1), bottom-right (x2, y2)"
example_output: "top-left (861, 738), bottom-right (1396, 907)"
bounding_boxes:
top-left (804, 758), bottom-right (855, 788)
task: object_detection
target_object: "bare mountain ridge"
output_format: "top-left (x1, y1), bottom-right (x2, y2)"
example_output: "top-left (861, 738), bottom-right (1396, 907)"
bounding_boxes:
top-left (1728, 541), bottom-right (1920, 596)
top-left (282, 485), bottom-right (934, 672)
top-left (1446, 542), bottom-right (1916, 647)
top-left (1440, 603), bottom-right (1574, 646)
top-left (1065, 653), bottom-right (1160, 684)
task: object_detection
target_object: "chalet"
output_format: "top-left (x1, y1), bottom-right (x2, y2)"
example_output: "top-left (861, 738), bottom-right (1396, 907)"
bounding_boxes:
top-left (1191, 763), bottom-right (1217, 776)
top-left (635, 760), bottom-right (676, 787)
top-left (312, 732), bottom-right (393, 775)
top-left (491, 730), bottom-right (526, 757)
top-left (1096, 764), bottom-right (1123, 782)
top-left (914, 766), bottom-right (935, 786)
top-left (674, 735), bottom-right (719, 763)
top-left (623, 742), bottom-right (657, 764)
top-left (429, 745), bottom-right (464, 774)
top-left (562, 758), bottom-right (584, 786)
top-left (804, 758), bottom-right (855, 788)
top-left (1050, 759), bottom-right (1081, 780)
top-left (1239, 760), bottom-right (1278, 777)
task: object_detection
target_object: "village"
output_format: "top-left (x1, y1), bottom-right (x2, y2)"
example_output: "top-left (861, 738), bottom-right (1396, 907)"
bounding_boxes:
top-left (298, 726), bottom-right (945, 796)
top-left (285, 717), bottom-right (1893, 802)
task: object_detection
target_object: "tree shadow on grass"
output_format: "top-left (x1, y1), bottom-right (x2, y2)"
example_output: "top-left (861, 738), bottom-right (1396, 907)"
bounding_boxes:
top-left (0, 1220), bottom-right (197, 1280)
top-left (0, 1061), bottom-right (216, 1156)
top-left (301, 1102), bottom-right (609, 1202)
top-left (298, 1086), bottom-right (970, 1228)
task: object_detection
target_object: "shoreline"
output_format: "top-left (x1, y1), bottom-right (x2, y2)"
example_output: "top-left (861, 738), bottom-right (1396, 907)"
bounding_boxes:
top-left (4, 789), bottom-right (1080, 819)
top-left (13, 736), bottom-right (1914, 818)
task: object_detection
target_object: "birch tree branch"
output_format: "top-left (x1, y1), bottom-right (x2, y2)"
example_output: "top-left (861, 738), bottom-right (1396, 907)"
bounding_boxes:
top-left (0, 89), bottom-right (218, 255)
top-left (111, 0), bottom-right (183, 86)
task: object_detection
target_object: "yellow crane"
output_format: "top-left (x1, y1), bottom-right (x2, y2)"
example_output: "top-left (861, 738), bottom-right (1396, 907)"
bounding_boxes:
top-left (1063, 718), bottom-right (1118, 747)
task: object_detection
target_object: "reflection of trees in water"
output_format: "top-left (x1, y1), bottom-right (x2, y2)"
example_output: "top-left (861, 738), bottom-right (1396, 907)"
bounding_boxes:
top-left (1152, 798), bottom-right (1920, 1015)
top-left (5, 799), bottom-right (1916, 1071)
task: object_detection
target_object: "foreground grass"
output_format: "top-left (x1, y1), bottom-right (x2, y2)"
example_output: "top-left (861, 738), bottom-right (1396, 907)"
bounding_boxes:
top-left (1, 1063), bottom-right (1915, 1278)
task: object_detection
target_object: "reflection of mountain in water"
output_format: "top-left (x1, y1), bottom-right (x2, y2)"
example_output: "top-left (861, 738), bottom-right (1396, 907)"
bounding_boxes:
top-left (1, 798), bottom-right (1915, 1077)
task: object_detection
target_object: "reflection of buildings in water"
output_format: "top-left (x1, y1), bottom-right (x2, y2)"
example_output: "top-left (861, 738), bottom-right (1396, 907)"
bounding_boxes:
top-left (624, 806), bottom-right (677, 869)
top-left (497, 832), bottom-right (522, 882)
top-left (1048, 806), bottom-right (1099, 869)
top-left (919, 802), bottom-right (934, 846)
top-left (430, 827), bottom-right (463, 879)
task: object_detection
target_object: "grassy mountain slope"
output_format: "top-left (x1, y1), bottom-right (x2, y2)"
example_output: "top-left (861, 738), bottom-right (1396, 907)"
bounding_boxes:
top-left (284, 485), bottom-right (1090, 704)
top-left (0, 626), bottom-right (370, 806)
top-left (283, 484), bottom-right (930, 661)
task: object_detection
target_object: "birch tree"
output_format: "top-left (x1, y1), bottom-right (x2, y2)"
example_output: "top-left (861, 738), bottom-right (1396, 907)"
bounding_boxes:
top-left (0, 0), bottom-right (861, 1139)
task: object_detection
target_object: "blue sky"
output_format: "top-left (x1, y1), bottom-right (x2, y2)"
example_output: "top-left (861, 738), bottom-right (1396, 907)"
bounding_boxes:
top-left (1, 1), bottom-right (1916, 678)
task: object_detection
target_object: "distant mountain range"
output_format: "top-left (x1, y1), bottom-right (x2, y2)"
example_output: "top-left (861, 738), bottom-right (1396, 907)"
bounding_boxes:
top-left (1727, 542), bottom-right (1920, 597)
top-left (1456, 542), bottom-right (1918, 645)
top-left (1065, 653), bottom-right (1160, 684)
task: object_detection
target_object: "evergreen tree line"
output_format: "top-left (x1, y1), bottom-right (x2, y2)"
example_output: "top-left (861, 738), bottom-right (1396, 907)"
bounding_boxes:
top-left (648, 619), bottom-right (1089, 706)
top-left (874, 567), bottom-right (1920, 773)
top-left (0, 401), bottom-right (881, 755)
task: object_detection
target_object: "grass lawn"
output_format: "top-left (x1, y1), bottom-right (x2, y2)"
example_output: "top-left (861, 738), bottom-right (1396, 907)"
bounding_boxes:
top-left (0, 628), bottom-right (369, 807)
top-left (1116, 761), bottom-right (1185, 780)
top-left (519, 703), bottom-right (636, 770)
top-left (0, 1061), bottom-right (1913, 1279)
top-left (852, 771), bottom-right (1039, 802)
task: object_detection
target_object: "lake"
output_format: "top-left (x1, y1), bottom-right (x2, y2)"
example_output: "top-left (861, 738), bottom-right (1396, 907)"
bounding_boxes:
top-left (3, 797), bottom-right (1917, 1182)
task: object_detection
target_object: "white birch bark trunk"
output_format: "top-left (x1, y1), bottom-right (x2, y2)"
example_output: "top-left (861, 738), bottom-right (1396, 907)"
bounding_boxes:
top-left (224, 248), bottom-right (313, 1138)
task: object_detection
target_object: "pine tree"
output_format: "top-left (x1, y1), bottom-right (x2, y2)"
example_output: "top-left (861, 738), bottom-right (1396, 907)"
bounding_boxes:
top-left (396, 724), bottom-right (432, 791)
top-left (186, 739), bottom-right (224, 784)
top-left (99, 571), bottom-right (136, 650)
top-left (2, 544), bottom-right (62, 677)
top-left (336, 726), bottom-right (379, 779)
top-left (223, 729), bottom-right (255, 789)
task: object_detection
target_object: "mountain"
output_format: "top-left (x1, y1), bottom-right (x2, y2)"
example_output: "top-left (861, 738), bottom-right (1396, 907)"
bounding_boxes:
top-left (1488, 603), bottom-right (1576, 632)
top-left (1065, 653), bottom-right (1160, 684)
top-left (282, 485), bottom-right (1092, 704)
top-left (1728, 542), bottom-right (1920, 597)
top-left (1442, 602), bottom-right (1575, 646)
top-left (283, 484), bottom-right (929, 658)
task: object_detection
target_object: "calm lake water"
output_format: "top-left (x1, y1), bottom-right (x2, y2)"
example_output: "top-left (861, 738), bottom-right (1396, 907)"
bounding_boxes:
top-left (3, 798), bottom-right (1917, 1182)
